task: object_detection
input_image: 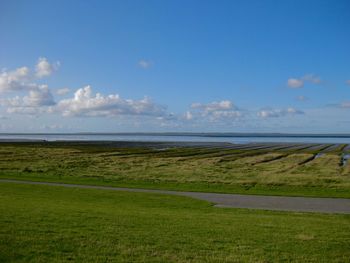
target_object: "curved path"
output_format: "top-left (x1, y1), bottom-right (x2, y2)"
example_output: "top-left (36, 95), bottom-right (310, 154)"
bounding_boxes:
top-left (1, 179), bottom-right (350, 214)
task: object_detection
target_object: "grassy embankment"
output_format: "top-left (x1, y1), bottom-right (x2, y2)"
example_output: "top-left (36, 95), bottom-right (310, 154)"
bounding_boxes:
top-left (0, 142), bottom-right (349, 197)
top-left (0, 182), bottom-right (349, 262)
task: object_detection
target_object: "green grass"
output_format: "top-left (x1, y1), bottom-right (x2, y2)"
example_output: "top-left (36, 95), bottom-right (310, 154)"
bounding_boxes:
top-left (0, 143), bottom-right (350, 197)
top-left (1, 182), bottom-right (349, 262)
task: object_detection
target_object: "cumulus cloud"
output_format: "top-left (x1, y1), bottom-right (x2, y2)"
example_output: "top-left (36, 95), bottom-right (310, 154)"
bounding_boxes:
top-left (287, 74), bottom-right (321, 88)
top-left (56, 88), bottom-right (70, 95)
top-left (35, 57), bottom-right (59, 78)
top-left (138, 59), bottom-right (153, 69)
top-left (0, 58), bottom-right (169, 119)
top-left (0, 67), bottom-right (31, 92)
top-left (0, 58), bottom-right (316, 130)
top-left (56, 86), bottom-right (166, 117)
top-left (0, 57), bottom-right (58, 93)
top-left (0, 59), bottom-right (245, 127)
top-left (191, 100), bottom-right (234, 112)
top-left (303, 74), bottom-right (321, 84)
top-left (1, 85), bottom-right (55, 115)
top-left (24, 85), bottom-right (55, 107)
top-left (257, 107), bottom-right (304, 118)
top-left (0, 58), bottom-right (58, 92)
top-left (188, 100), bottom-right (242, 122)
top-left (0, 58), bottom-right (60, 115)
top-left (287, 78), bottom-right (304, 88)
top-left (184, 111), bottom-right (193, 120)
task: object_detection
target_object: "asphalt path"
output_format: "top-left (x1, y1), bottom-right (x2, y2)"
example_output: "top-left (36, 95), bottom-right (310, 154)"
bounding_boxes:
top-left (1, 179), bottom-right (349, 214)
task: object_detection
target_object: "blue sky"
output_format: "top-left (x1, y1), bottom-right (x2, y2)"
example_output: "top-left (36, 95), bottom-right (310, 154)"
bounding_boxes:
top-left (0, 0), bottom-right (349, 133)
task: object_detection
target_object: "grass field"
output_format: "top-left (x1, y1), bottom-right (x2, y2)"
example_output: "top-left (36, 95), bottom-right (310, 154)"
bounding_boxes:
top-left (0, 142), bottom-right (349, 197)
top-left (1, 182), bottom-right (349, 262)
top-left (1, 142), bottom-right (350, 262)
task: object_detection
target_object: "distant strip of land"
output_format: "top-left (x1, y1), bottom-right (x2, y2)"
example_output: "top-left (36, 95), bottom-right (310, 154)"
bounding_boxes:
top-left (1, 132), bottom-right (350, 137)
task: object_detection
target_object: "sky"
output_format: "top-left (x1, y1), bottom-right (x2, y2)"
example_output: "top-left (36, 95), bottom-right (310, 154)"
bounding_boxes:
top-left (0, 0), bottom-right (349, 133)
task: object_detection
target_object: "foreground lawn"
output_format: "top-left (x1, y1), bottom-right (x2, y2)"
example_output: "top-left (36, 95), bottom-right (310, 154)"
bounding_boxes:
top-left (0, 183), bottom-right (349, 262)
top-left (0, 142), bottom-right (349, 197)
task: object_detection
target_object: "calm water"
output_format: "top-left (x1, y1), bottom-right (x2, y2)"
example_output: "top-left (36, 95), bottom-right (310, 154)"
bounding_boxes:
top-left (1, 134), bottom-right (350, 144)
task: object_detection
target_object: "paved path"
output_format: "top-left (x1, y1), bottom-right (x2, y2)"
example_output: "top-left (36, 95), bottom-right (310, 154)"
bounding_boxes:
top-left (1, 179), bottom-right (350, 214)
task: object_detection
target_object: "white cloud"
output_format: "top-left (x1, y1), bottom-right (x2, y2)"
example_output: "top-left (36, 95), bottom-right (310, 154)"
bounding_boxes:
top-left (0, 57), bottom-right (59, 94)
top-left (257, 107), bottom-right (304, 118)
top-left (0, 66), bottom-right (31, 92)
top-left (303, 74), bottom-right (321, 84)
top-left (24, 85), bottom-right (55, 107)
top-left (156, 113), bottom-right (178, 122)
top-left (0, 58), bottom-right (59, 115)
top-left (56, 88), bottom-right (70, 95)
top-left (35, 57), bottom-right (59, 78)
top-left (287, 78), bottom-right (304, 88)
top-left (189, 100), bottom-right (242, 122)
top-left (286, 107), bottom-right (303, 114)
top-left (0, 58), bottom-right (58, 92)
top-left (191, 100), bottom-right (235, 112)
top-left (287, 74), bottom-right (321, 89)
top-left (56, 85), bottom-right (166, 117)
top-left (1, 85), bottom-right (55, 115)
top-left (0, 58), bottom-right (326, 131)
top-left (138, 59), bottom-right (153, 69)
top-left (0, 59), bottom-right (168, 119)
top-left (184, 111), bottom-right (193, 120)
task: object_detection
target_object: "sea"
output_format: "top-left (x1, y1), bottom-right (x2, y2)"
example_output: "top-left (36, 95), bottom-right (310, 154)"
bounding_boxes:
top-left (1, 133), bottom-right (350, 144)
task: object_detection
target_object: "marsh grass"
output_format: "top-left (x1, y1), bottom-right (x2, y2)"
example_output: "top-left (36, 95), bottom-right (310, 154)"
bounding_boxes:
top-left (0, 142), bottom-right (349, 197)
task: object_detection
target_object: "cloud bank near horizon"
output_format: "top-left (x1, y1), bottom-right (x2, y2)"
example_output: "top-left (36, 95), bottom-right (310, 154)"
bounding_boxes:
top-left (0, 58), bottom-right (348, 132)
